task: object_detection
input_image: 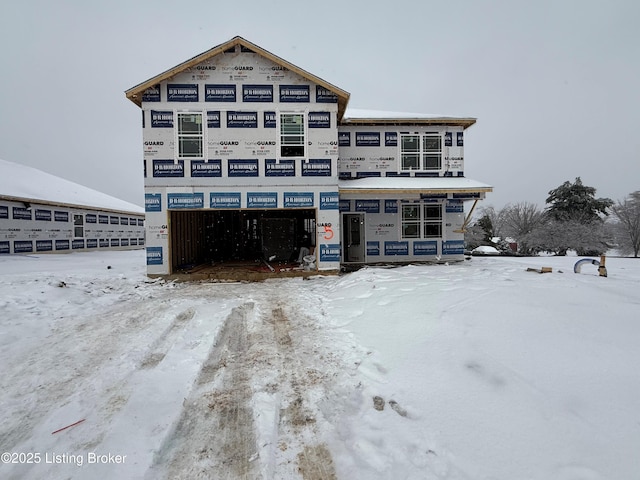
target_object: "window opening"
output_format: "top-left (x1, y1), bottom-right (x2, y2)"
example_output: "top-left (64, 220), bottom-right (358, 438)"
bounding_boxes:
top-left (280, 113), bottom-right (305, 157)
top-left (401, 135), bottom-right (420, 170)
top-left (423, 134), bottom-right (442, 170)
top-left (73, 214), bottom-right (84, 238)
top-left (423, 204), bottom-right (442, 238)
top-left (177, 112), bottom-right (203, 158)
top-left (401, 203), bottom-right (442, 239)
top-left (401, 204), bottom-right (421, 238)
top-left (400, 133), bottom-right (442, 171)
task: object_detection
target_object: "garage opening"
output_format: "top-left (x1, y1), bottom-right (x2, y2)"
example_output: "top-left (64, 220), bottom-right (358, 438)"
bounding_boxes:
top-left (169, 209), bottom-right (316, 273)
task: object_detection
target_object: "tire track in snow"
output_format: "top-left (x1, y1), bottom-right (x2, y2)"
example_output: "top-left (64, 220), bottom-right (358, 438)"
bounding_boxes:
top-left (139, 307), bottom-right (196, 369)
top-left (153, 302), bottom-right (260, 480)
top-left (265, 303), bottom-right (338, 480)
top-left (146, 286), bottom-right (347, 479)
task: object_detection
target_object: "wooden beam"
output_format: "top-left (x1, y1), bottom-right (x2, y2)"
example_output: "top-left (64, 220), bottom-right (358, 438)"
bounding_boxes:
top-left (338, 188), bottom-right (492, 195)
top-left (452, 198), bottom-right (479, 233)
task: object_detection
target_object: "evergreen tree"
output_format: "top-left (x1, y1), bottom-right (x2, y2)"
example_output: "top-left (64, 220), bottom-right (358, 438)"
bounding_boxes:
top-left (543, 178), bottom-right (613, 255)
top-left (545, 177), bottom-right (613, 222)
top-left (477, 214), bottom-right (494, 244)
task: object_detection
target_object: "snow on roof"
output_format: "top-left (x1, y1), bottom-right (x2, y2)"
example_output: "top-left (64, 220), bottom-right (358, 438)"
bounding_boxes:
top-left (342, 108), bottom-right (477, 127)
top-left (339, 176), bottom-right (493, 194)
top-left (0, 159), bottom-right (144, 214)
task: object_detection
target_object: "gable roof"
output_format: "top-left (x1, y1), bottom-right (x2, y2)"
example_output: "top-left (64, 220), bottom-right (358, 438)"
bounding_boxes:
top-left (125, 36), bottom-right (351, 120)
top-left (0, 159), bottom-right (144, 215)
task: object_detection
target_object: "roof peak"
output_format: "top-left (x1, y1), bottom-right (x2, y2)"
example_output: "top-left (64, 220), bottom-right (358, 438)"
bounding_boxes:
top-left (125, 36), bottom-right (350, 119)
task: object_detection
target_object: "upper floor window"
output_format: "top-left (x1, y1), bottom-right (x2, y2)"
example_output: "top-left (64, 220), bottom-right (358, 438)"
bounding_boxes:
top-left (280, 113), bottom-right (305, 157)
top-left (423, 134), bottom-right (442, 170)
top-left (177, 112), bottom-right (203, 158)
top-left (73, 214), bottom-right (84, 238)
top-left (400, 133), bottom-right (442, 171)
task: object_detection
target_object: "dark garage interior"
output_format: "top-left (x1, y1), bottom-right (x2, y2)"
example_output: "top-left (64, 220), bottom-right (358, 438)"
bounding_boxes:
top-left (169, 209), bottom-right (316, 273)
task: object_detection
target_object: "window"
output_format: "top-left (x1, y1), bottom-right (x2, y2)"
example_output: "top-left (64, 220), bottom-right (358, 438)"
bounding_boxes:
top-left (177, 112), bottom-right (203, 158)
top-left (280, 113), bottom-right (305, 157)
top-left (401, 203), bottom-right (442, 239)
top-left (401, 204), bottom-right (421, 238)
top-left (400, 133), bottom-right (442, 171)
top-left (73, 214), bottom-right (84, 238)
top-left (423, 204), bottom-right (442, 238)
top-left (423, 134), bottom-right (442, 170)
top-left (401, 135), bottom-right (420, 170)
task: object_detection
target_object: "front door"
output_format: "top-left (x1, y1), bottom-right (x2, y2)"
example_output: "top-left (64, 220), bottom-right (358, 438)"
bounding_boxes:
top-left (342, 214), bottom-right (364, 263)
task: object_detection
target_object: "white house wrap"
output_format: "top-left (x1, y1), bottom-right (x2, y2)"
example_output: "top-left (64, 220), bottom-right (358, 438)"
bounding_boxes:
top-left (0, 159), bottom-right (145, 255)
top-left (126, 36), bottom-right (492, 276)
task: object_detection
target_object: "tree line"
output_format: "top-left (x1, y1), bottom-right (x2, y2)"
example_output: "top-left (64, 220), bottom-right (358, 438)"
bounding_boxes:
top-left (466, 178), bottom-right (640, 257)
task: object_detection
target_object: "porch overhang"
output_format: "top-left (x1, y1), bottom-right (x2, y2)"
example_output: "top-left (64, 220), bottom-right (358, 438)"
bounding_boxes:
top-left (340, 108), bottom-right (477, 129)
top-left (338, 177), bottom-right (493, 198)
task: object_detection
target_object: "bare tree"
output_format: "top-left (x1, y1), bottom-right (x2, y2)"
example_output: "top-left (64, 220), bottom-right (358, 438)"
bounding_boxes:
top-left (465, 205), bottom-right (513, 252)
top-left (502, 202), bottom-right (546, 255)
top-left (477, 205), bottom-right (508, 239)
top-left (530, 219), bottom-right (612, 256)
top-left (610, 191), bottom-right (640, 257)
top-left (464, 222), bottom-right (485, 251)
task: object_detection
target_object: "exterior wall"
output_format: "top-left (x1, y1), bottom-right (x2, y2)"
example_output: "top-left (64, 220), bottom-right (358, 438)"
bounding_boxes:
top-left (337, 123), bottom-right (474, 265)
top-left (338, 125), bottom-right (465, 178)
top-left (140, 47), bottom-right (341, 274)
top-left (0, 199), bottom-right (145, 255)
top-left (339, 196), bottom-right (467, 263)
top-left (144, 187), bottom-right (340, 274)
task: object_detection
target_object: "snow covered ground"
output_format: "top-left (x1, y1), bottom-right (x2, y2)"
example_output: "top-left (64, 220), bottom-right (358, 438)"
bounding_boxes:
top-left (1, 250), bottom-right (639, 479)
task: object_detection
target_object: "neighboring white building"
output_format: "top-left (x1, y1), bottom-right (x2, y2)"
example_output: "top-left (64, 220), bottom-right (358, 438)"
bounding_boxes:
top-left (0, 159), bottom-right (145, 254)
top-left (125, 36), bottom-right (492, 276)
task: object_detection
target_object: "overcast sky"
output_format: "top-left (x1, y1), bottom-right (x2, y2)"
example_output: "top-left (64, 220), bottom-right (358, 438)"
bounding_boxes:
top-left (1, 0), bottom-right (638, 210)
